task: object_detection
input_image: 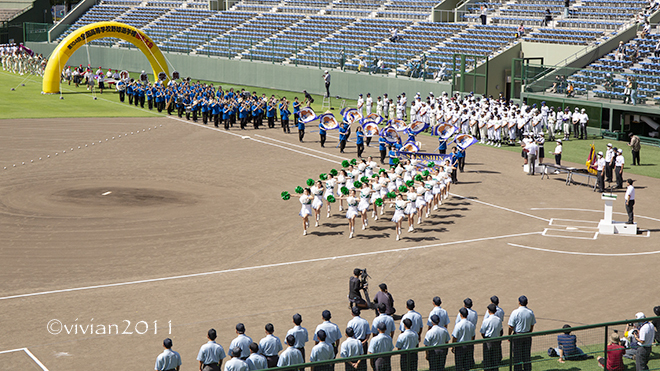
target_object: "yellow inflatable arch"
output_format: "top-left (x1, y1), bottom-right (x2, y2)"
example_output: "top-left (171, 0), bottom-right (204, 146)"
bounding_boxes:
top-left (43, 21), bottom-right (169, 93)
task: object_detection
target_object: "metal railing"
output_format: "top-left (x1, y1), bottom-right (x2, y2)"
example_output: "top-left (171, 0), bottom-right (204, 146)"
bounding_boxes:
top-left (274, 316), bottom-right (660, 371)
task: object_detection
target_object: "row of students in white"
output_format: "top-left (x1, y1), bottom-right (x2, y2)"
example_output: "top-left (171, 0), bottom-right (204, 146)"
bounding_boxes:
top-left (298, 158), bottom-right (454, 240)
top-left (353, 92), bottom-right (590, 148)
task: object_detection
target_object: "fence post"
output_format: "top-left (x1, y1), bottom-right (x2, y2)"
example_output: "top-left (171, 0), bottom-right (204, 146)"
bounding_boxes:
top-left (509, 336), bottom-right (514, 371)
top-left (604, 325), bottom-right (609, 371)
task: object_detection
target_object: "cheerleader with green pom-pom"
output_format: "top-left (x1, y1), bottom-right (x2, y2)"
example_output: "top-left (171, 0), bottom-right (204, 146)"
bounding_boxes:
top-left (299, 188), bottom-right (313, 236)
top-left (346, 165), bottom-right (356, 191)
top-left (338, 189), bottom-right (359, 238)
top-left (310, 180), bottom-right (325, 227)
top-left (424, 175), bottom-right (436, 217)
top-left (357, 182), bottom-right (372, 230)
top-left (384, 193), bottom-right (410, 241)
top-left (337, 169), bottom-right (348, 211)
top-left (414, 179), bottom-right (428, 224)
top-left (324, 173), bottom-right (336, 217)
top-left (377, 172), bottom-right (390, 216)
top-left (370, 179), bottom-right (382, 220)
top-left (404, 187), bottom-right (418, 232)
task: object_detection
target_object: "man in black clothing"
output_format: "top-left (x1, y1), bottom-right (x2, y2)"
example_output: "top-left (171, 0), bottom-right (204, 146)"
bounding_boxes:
top-left (373, 283), bottom-right (401, 320)
top-left (349, 268), bottom-right (370, 309)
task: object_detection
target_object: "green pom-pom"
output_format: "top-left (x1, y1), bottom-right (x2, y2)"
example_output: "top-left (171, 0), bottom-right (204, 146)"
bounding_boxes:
top-left (326, 195), bottom-right (336, 203)
top-left (341, 186), bottom-right (349, 195)
top-left (415, 174), bottom-right (423, 182)
top-left (375, 198), bottom-right (384, 206)
top-left (379, 169), bottom-right (387, 174)
top-left (399, 185), bottom-right (408, 193)
top-left (342, 160), bottom-right (350, 168)
top-left (392, 158), bottom-right (400, 165)
top-left (320, 173), bottom-right (327, 180)
top-left (406, 180), bottom-right (414, 188)
top-left (281, 193), bottom-right (291, 201)
top-left (360, 176), bottom-right (369, 183)
top-left (281, 191), bottom-right (289, 197)
top-left (371, 174), bottom-right (378, 178)
top-left (330, 169), bottom-right (338, 176)
top-left (295, 186), bottom-right (304, 194)
top-left (422, 170), bottom-right (430, 177)
top-left (306, 178), bottom-right (314, 186)
top-left (350, 159), bottom-right (357, 165)
top-left (387, 191), bottom-right (396, 199)
top-left (353, 181), bottom-right (362, 188)
top-left (427, 161), bottom-right (435, 168)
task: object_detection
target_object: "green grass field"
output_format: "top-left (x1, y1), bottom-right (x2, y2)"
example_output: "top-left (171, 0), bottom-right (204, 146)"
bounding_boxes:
top-left (1, 70), bottom-right (658, 179)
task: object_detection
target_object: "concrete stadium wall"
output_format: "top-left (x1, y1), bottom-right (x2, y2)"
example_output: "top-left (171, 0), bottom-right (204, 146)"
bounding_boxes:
top-left (520, 42), bottom-right (585, 66)
top-left (48, 0), bottom-right (96, 42)
top-left (27, 42), bottom-right (452, 98)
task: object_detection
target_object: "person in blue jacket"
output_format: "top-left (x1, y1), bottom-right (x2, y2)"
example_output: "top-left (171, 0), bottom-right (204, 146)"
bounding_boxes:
top-left (389, 145), bottom-right (398, 168)
top-left (457, 147), bottom-right (466, 172)
top-left (293, 97), bottom-right (301, 129)
top-left (267, 99), bottom-right (277, 129)
top-left (223, 101), bottom-right (231, 130)
top-left (211, 98), bottom-right (221, 127)
top-left (146, 86), bottom-right (154, 110)
top-left (319, 121), bottom-right (326, 148)
top-left (379, 135), bottom-right (388, 164)
top-left (339, 122), bottom-right (348, 153)
top-left (297, 113), bottom-right (305, 142)
top-left (438, 139), bottom-right (447, 154)
top-left (450, 146), bottom-right (460, 183)
top-left (239, 100), bottom-right (249, 130)
top-left (280, 98), bottom-right (291, 134)
top-left (356, 125), bottom-right (365, 158)
top-left (126, 81), bottom-right (134, 105)
top-left (201, 97), bottom-right (209, 124)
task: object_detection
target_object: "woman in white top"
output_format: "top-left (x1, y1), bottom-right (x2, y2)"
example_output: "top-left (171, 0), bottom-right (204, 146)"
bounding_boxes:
top-left (337, 170), bottom-right (348, 211)
top-left (415, 182), bottom-right (427, 224)
top-left (299, 188), bottom-right (313, 236)
top-left (404, 189), bottom-right (418, 232)
top-left (324, 174), bottom-right (337, 217)
top-left (386, 194), bottom-right (409, 241)
top-left (310, 181), bottom-right (325, 227)
top-left (370, 181), bottom-right (381, 220)
top-left (357, 183), bottom-right (372, 230)
top-left (424, 175), bottom-right (436, 216)
top-left (339, 189), bottom-right (359, 238)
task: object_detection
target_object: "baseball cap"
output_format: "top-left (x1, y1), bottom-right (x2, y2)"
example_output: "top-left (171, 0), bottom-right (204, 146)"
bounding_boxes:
top-left (607, 143), bottom-right (612, 147)
top-left (636, 312), bottom-right (645, 319)
top-left (557, 139), bottom-right (562, 143)
top-left (598, 151), bottom-right (603, 156)
top-left (618, 148), bottom-right (623, 153)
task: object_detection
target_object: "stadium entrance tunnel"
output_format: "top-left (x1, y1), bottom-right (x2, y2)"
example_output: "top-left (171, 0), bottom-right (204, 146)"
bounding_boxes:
top-left (42, 21), bottom-right (169, 94)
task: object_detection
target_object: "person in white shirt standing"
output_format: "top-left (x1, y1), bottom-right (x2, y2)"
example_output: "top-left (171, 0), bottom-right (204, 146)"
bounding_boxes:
top-left (625, 179), bottom-right (635, 224)
top-left (524, 139), bottom-right (539, 175)
top-left (365, 93), bottom-right (373, 115)
top-left (633, 312), bottom-right (655, 370)
top-left (596, 152), bottom-right (606, 192)
top-left (551, 139), bottom-right (562, 170)
top-left (357, 94), bottom-right (364, 117)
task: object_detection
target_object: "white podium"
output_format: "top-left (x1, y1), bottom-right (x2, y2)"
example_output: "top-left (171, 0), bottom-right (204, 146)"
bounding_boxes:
top-left (598, 194), bottom-right (637, 235)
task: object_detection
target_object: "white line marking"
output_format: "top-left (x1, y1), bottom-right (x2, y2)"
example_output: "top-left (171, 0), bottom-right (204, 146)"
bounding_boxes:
top-left (542, 228), bottom-right (598, 240)
top-left (101, 191), bottom-right (112, 196)
top-left (0, 231), bottom-right (540, 301)
top-left (23, 348), bottom-right (50, 371)
top-left (166, 116), bottom-right (338, 164)
top-left (550, 218), bottom-right (599, 225)
top-left (530, 208), bottom-right (660, 223)
top-left (451, 193), bottom-right (551, 222)
top-left (508, 242), bottom-right (660, 256)
top-left (253, 134), bottom-right (348, 161)
top-left (0, 348), bottom-right (49, 371)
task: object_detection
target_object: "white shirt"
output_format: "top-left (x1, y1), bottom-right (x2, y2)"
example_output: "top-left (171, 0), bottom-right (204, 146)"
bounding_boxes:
top-left (155, 349), bottom-right (182, 371)
top-left (597, 157), bottom-right (606, 171)
top-left (615, 154), bottom-right (625, 167)
top-left (625, 184), bottom-right (635, 201)
top-left (554, 144), bottom-right (562, 155)
top-left (526, 142), bottom-right (539, 156)
top-left (638, 322), bottom-right (655, 346)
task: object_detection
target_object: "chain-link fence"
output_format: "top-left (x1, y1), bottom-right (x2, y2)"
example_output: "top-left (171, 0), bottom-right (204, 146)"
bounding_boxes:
top-left (273, 316), bottom-right (659, 371)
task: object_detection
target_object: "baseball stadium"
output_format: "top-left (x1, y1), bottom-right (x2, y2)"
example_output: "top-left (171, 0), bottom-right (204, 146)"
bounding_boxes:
top-left (1, 0), bottom-right (660, 369)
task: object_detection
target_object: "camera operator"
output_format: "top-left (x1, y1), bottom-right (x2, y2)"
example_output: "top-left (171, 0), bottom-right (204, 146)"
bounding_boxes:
top-left (349, 268), bottom-right (370, 309)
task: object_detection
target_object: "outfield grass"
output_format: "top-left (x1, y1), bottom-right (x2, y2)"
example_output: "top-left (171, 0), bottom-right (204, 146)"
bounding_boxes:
top-left (1, 70), bottom-right (659, 179)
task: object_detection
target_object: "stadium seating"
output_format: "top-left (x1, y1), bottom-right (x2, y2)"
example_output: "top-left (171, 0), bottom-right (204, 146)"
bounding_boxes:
top-left (51, 0), bottom-right (652, 81)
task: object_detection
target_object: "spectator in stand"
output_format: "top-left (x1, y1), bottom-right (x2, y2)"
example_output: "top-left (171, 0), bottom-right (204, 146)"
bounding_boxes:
top-left (655, 39), bottom-right (660, 58)
top-left (597, 333), bottom-right (625, 371)
top-left (542, 9), bottom-right (553, 27)
top-left (564, 0), bottom-right (570, 17)
top-left (516, 22), bottom-right (525, 38)
top-left (555, 325), bottom-right (590, 362)
top-left (615, 41), bottom-right (626, 61)
top-left (640, 20), bottom-right (651, 38)
top-left (480, 5), bottom-right (488, 25)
